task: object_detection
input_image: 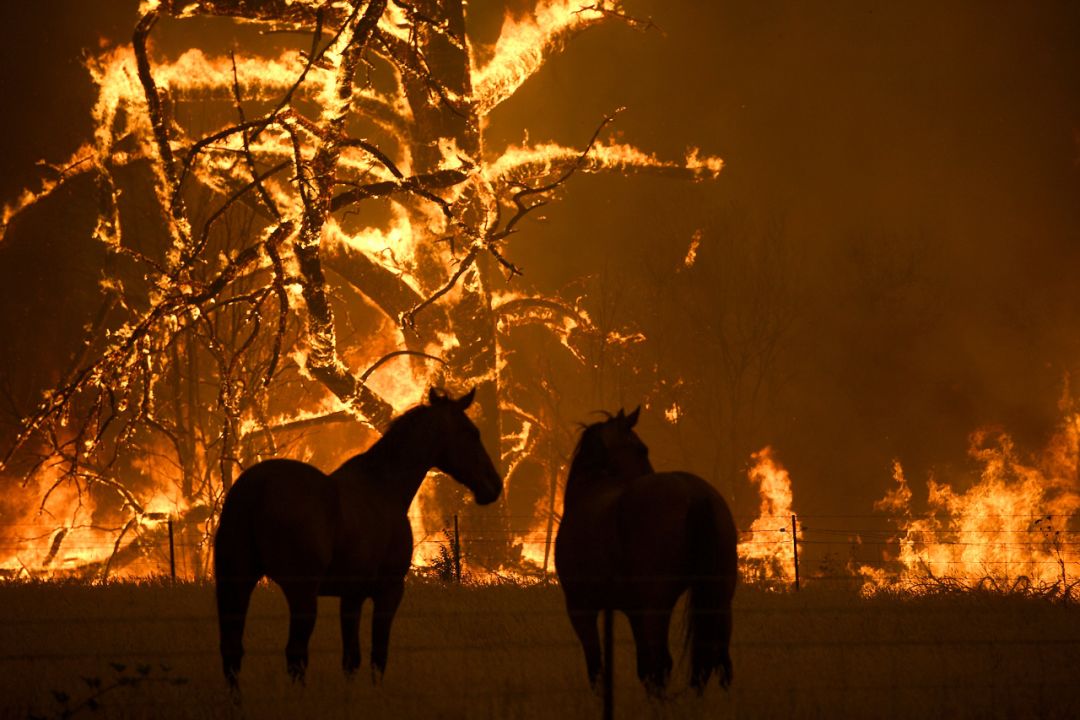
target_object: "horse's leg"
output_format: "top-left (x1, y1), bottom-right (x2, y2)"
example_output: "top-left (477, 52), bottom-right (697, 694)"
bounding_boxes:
top-left (645, 607), bottom-right (674, 693)
top-left (718, 596), bottom-right (734, 688)
top-left (626, 611), bottom-right (651, 686)
top-left (282, 582), bottom-right (319, 684)
top-left (216, 574), bottom-right (258, 689)
top-left (340, 593), bottom-right (364, 677)
top-left (566, 603), bottom-right (603, 691)
top-left (370, 578), bottom-right (405, 683)
top-left (628, 603), bottom-right (674, 695)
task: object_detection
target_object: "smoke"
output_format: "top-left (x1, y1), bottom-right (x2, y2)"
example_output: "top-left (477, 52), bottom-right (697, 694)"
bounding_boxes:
top-left (1, 0), bottom-right (1079, 577)
top-left (493, 0), bottom-right (1080, 517)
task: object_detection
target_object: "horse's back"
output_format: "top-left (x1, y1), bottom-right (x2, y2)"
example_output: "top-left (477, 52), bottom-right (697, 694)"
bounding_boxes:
top-left (617, 472), bottom-right (738, 581)
top-left (216, 459), bottom-right (340, 583)
top-left (621, 472), bottom-right (736, 538)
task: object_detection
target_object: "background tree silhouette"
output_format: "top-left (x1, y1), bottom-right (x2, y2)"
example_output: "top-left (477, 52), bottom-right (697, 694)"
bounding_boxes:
top-left (0, 0), bottom-right (721, 576)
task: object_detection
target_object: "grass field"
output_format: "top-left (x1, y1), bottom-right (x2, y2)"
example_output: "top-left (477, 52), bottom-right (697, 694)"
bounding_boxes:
top-left (1, 578), bottom-right (1078, 719)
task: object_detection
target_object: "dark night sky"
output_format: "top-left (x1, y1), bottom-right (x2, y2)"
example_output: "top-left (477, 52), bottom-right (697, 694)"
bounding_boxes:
top-left (2, 1), bottom-right (1079, 524)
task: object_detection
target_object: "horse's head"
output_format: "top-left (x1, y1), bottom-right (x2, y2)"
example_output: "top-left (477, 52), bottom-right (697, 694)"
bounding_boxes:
top-left (425, 388), bottom-right (503, 505)
top-left (571, 406), bottom-right (654, 481)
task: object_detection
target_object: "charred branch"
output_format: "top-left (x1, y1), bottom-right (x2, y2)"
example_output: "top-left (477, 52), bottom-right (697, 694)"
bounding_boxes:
top-left (2, 0), bottom-right (725, 580)
top-left (291, 0), bottom-right (394, 430)
top-left (159, 0), bottom-right (345, 27)
top-left (498, 110), bottom-right (620, 240)
top-left (322, 240), bottom-right (448, 336)
top-left (400, 245), bottom-right (478, 328)
top-left (329, 167), bottom-right (467, 212)
top-left (133, 10), bottom-right (190, 251)
top-left (241, 349), bottom-right (445, 442)
top-left (358, 349), bottom-right (446, 382)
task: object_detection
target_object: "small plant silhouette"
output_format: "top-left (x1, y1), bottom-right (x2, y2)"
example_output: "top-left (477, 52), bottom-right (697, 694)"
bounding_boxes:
top-left (29, 662), bottom-right (188, 719)
top-left (432, 524), bottom-right (463, 583)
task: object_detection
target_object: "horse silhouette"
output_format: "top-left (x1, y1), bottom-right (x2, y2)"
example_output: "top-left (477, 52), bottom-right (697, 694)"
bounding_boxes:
top-left (214, 388), bottom-right (502, 688)
top-left (555, 408), bottom-right (738, 695)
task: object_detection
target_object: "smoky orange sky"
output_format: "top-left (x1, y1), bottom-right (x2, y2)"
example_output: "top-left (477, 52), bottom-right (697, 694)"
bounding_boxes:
top-left (1, 0), bottom-right (1078, 529)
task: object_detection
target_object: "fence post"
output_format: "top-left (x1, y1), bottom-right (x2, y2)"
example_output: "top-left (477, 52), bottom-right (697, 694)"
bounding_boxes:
top-left (168, 516), bottom-right (176, 584)
top-left (603, 607), bottom-right (614, 720)
top-left (791, 514), bottom-right (799, 591)
top-left (453, 514), bottom-right (462, 583)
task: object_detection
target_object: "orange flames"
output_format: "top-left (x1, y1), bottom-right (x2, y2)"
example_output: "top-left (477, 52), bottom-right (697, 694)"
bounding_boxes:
top-left (861, 409), bottom-right (1080, 596)
top-left (1, 0), bottom-right (724, 583)
top-left (472, 0), bottom-right (610, 116)
top-left (0, 464), bottom-right (186, 580)
top-left (739, 447), bottom-right (800, 585)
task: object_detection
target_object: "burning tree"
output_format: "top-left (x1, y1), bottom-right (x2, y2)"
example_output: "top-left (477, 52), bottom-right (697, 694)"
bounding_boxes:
top-left (0, 0), bottom-right (722, 579)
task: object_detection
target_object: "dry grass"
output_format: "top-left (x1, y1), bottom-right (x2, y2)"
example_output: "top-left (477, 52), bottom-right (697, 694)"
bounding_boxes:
top-left (1, 577), bottom-right (1078, 719)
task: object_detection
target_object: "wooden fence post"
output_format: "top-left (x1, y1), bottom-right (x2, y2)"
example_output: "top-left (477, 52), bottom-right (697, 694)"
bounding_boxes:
top-left (791, 514), bottom-right (800, 591)
top-left (168, 516), bottom-right (176, 584)
top-left (453, 514), bottom-right (462, 583)
top-left (603, 607), bottom-right (614, 720)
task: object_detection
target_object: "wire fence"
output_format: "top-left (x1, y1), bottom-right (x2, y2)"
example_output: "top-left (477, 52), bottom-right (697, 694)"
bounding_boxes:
top-left (2, 511), bottom-right (1079, 716)
top-left (2, 581), bottom-right (1079, 719)
top-left (3, 512), bottom-right (1080, 597)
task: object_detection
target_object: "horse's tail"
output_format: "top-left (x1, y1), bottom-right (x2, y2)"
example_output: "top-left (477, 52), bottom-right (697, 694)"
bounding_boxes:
top-left (684, 495), bottom-right (737, 692)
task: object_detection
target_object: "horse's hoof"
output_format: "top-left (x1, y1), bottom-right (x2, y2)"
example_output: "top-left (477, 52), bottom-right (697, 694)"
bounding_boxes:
top-left (370, 666), bottom-right (385, 686)
top-left (342, 656), bottom-right (362, 679)
top-left (287, 663), bottom-right (307, 686)
top-left (643, 679), bottom-right (669, 700)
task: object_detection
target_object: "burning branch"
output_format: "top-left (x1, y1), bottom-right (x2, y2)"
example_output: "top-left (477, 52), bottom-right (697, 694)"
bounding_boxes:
top-left (3, 0), bottom-right (724, 579)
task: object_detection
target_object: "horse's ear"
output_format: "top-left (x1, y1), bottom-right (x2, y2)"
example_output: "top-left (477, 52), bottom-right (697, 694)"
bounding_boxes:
top-left (615, 408), bottom-right (625, 421)
top-left (456, 387), bottom-right (477, 411)
top-left (428, 387), bottom-right (445, 405)
top-left (626, 406), bottom-right (641, 428)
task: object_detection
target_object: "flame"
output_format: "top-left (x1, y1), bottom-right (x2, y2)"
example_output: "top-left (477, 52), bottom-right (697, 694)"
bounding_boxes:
top-left (487, 140), bottom-right (723, 184)
top-left (1, 0), bottom-right (727, 583)
top-left (408, 478), bottom-right (448, 569)
top-left (0, 461), bottom-right (185, 580)
top-left (683, 229), bottom-right (701, 268)
top-left (739, 447), bottom-right (800, 585)
top-left (471, 0), bottom-right (610, 116)
top-left (684, 147), bottom-right (725, 176)
top-left (861, 414), bottom-right (1080, 595)
top-left (360, 350), bottom-right (430, 416)
top-left (326, 214), bottom-right (422, 293)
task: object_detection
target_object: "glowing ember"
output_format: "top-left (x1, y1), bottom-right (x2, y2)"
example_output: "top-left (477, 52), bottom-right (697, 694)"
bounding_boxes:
top-left (683, 229), bottom-right (702, 268)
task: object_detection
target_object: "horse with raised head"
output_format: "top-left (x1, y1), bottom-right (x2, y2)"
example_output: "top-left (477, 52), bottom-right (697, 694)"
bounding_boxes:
top-left (555, 408), bottom-right (738, 695)
top-left (214, 388), bottom-right (502, 688)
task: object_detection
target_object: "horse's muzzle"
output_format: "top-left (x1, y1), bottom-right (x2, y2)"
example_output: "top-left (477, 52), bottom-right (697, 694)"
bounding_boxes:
top-left (474, 472), bottom-right (503, 506)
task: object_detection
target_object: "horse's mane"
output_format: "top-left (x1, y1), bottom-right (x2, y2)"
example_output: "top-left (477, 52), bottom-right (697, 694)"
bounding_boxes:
top-left (341, 402), bottom-right (434, 473)
top-left (567, 419), bottom-right (610, 479)
top-left (382, 402), bottom-right (427, 438)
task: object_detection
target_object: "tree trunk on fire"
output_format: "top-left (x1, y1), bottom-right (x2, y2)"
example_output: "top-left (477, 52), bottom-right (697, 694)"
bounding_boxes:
top-left (399, 0), bottom-right (513, 570)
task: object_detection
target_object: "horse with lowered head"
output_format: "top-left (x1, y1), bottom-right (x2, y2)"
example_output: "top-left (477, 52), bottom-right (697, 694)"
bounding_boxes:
top-left (214, 388), bottom-right (502, 688)
top-left (555, 408), bottom-right (738, 695)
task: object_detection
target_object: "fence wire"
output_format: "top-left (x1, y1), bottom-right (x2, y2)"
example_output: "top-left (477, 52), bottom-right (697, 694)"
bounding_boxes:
top-left (3, 512), bottom-right (1080, 591)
